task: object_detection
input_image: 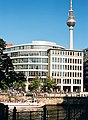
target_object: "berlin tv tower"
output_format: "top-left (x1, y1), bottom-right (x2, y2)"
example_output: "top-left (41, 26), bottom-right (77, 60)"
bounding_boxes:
top-left (67, 0), bottom-right (76, 49)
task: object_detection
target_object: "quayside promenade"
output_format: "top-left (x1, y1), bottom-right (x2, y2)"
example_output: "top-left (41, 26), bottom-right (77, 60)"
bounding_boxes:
top-left (0, 92), bottom-right (88, 105)
top-left (0, 92), bottom-right (88, 120)
top-left (0, 97), bottom-right (88, 120)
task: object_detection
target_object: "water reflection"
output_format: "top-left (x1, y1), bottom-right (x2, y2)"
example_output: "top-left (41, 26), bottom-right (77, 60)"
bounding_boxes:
top-left (9, 105), bottom-right (83, 120)
top-left (9, 105), bottom-right (65, 120)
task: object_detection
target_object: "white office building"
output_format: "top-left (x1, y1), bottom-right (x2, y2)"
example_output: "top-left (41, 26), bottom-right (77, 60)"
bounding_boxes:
top-left (48, 48), bottom-right (83, 92)
top-left (4, 41), bottom-right (83, 92)
top-left (5, 41), bottom-right (64, 82)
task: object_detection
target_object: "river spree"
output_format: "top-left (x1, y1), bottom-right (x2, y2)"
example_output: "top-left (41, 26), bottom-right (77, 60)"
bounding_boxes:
top-left (8, 105), bottom-right (84, 120)
top-left (9, 105), bottom-right (65, 120)
top-left (1, 95), bottom-right (87, 120)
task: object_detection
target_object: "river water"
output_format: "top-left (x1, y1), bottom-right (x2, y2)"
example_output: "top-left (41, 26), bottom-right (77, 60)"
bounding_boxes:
top-left (8, 105), bottom-right (83, 120)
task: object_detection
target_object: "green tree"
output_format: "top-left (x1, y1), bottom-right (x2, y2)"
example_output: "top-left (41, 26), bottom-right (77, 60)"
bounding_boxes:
top-left (15, 72), bottom-right (26, 82)
top-left (42, 76), bottom-right (56, 92)
top-left (0, 38), bottom-right (14, 89)
top-left (0, 38), bottom-right (26, 90)
top-left (0, 70), bottom-right (8, 89)
top-left (29, 76), bottom-right (40, 91)
top-left (0, 38), bottom-right (6, 51)
top-left (12, 72), bottom-right (26, 90)
top-left (13, 80), bottom-right (25, 91)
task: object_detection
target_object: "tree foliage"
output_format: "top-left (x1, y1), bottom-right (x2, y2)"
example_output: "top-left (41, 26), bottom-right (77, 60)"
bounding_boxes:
top-left (29, 76), bottom-right (41, 91)
top-left (29, 76), bottom-right (56, 92)
top-left (0, 38), bottom-right (6, 51)
top-left (42, 76), bottom-right (57, 92)
top-left (0, 38), bottom-right (26, 90)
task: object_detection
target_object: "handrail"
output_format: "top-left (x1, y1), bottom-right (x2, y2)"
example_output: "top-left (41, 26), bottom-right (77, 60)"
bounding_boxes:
top-left (70, 109), bottom-right (82, 120)
top-left (64, 108), bottom-right (82, 120)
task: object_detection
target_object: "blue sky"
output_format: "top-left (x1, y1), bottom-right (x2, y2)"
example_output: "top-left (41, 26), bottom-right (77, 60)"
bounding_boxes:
top-left (0, 0), bottom-right (88, 50)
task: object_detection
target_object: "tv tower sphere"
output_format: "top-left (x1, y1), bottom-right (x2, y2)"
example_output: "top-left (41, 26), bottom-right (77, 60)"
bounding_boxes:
top-left (67, 0), bottom-right (76, 27)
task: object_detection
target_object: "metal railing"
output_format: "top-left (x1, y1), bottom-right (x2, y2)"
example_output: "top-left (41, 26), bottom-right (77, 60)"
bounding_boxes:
top-left (0, 104), bottom-right (86, 120)
top-left (8, 105), bottom-right (85, 120)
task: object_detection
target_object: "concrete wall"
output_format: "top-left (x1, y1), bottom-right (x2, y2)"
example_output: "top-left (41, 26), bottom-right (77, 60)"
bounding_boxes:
top-left (37, 97), bottom-right (64, 105)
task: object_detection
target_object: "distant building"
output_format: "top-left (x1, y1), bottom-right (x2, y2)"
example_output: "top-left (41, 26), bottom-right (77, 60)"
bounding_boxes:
top-left (83, 48), bottom-right (88, 91)
top-left (6, 44), bottom-right (13, 47)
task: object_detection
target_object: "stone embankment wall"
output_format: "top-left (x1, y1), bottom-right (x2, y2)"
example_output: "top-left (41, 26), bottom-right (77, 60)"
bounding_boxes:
top-left (0, 94), bottom-right (27, 102)
top-left (0, 94), bottom-right (9, 102)
top-left (37, 97), bottom-right (64, 105)
top-left (0, 94), bottom-right (88, 106)
top-left (0, 94), bottom-right (64, 105)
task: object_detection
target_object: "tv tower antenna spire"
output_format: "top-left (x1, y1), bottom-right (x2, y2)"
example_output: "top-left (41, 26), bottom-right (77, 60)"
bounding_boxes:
top-left (67, 0), bottom-right (76, 49)
top-left (70, 0), bottom-right (72, 10)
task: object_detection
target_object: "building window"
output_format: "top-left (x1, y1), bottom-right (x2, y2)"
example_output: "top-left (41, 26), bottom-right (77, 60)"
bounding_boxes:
top-left (80, 66), bottom-right (82, 70)
top-left (75, 59), bottom-right (77, 64)
top-left (57, 79), bottom-right (61, 84)
top-left (55, 65), bottom-right (57, 69)
top-left (57, 72), bottom-right (59, 76)
top-left (78, 52), bottom-right (79, 56)
top-left (65, 58), bottom-right (67, 63)
top-left (52, 64), bottom-right (54, 69)
top-left (52, 57), bottom-right (54, 62)
top-left (65, 65), bottom-right (67, 70)
top-left (77, 80), bottom-right (80, 84)
top-left (60, 51), bottom-right (63, 55)
top-left (52, 50), bottom-right (55, 54)
top-left (80, 52), bottom-right (82, 56)
top-left (70, 65), bottom-right (72, 70)
top-left (70, 59), bottom-right (72, 63)
top-left (65, 51), bottom-right (67, 55)
top-left (60, 65), bottom-right (62, 70)
top-left (70, 52), bottom-right (72, 55)
top-left (80, 73), bottom-right (82, 77)
top-left (60, 72), bottom-right (62, 76)
top-left (68, 52), bottom-right (69, 55)
top-left (55, 58), bottom-right (57, 62)
top-left (80, 59), bottom-right (82, 64)
top-left (75, 73), bottom-right (76, 77)
top-left (60, 58), bottom-right (62, 63)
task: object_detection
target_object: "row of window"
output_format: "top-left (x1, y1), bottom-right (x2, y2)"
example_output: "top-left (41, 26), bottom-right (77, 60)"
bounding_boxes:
top-left (52, 57), bottom-right (82, 64)
top-left (6, 45), bottom-right (50, 52)
top-left (55, 79), bottom-right (81, 85)
top-left (52, 50), bottom-right (83, 56)
top-left (28, 71), bottom-right (48, 76)
top-left (16, 71), bottom-right (48, 77)
top-left (12, 58), bottom-right (48, 63)
top-left (14, 65), bottom-right (48, 70)
top-left (52, 64), bottom-right (82, 71)
top-left (8, 51), bottom-right (48, 57)
top-left (52, 71), bottom-right (82, 77)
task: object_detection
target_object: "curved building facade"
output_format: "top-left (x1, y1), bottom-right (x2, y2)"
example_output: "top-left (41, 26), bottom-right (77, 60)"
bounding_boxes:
top-left (5, 41), bottom-right (64, 82)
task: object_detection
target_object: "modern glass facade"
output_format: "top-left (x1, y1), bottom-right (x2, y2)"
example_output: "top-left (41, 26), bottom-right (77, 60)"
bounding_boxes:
top-left (5, 41), bottom-right (63, 82)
